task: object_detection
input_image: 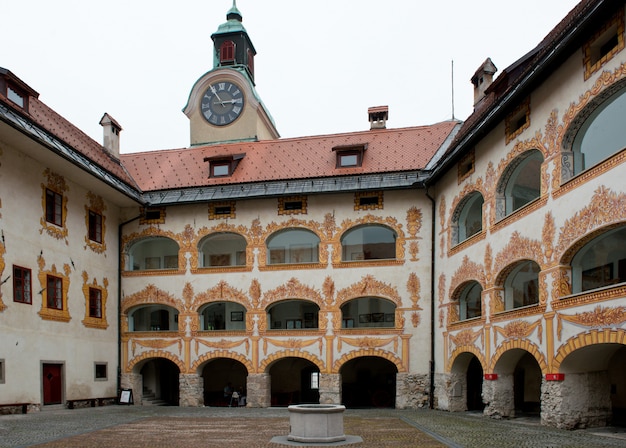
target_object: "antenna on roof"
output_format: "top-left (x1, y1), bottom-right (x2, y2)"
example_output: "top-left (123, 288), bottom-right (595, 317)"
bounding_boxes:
top-left (451, 59), bottom-right (455, 120)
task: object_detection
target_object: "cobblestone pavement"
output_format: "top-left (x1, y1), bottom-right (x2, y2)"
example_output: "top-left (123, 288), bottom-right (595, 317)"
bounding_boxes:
top-left (1, 405), bottom-right (625, 448)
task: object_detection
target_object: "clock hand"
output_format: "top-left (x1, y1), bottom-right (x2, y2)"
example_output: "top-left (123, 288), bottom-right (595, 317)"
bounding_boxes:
top-left (209, 85), bottom-right (224, 104)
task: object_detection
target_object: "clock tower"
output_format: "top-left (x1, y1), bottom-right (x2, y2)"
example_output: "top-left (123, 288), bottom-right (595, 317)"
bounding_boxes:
top-left (184, 1), bottom-right (279, 146)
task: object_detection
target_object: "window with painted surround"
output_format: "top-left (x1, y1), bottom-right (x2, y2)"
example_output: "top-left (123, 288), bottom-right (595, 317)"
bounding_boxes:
top-left (458, 281), bottom-right (482, 320)
top-left (89, 288), bottom-right (102, 318)
top-left (199, 232), bottom-right (247, 267)
top-left (571, 86), bottom-right (626, 177)
top-left (496, 150), bottom-right (543, 219)
top-left (583, 10), bottom-right (625, 80)
top-left (13, 265), bottom-right (32, 304)
top-left (127, 237), bottom-right (179, 271)
top-left (88, 210), bottom-right (103, 243)
top-left (341, 224), bottom-right (396, 261)
top-left (45, 189), bottom-right (63, 226)
top-left (504, 260), bottom-right (540, 310)
top-left (266, 229), bottom-right (319, 264)
top-left (200, 302), bottom-right (247, 331)
top-left (129, 305), bottom-right (179, 332)
top-left (267, 299), bottom-right (319, 330)
top-left (452, 192), bottom-right (484, 245)
top-left (340, 297), bottom-right (395, 328)
top-left (571, 226), bottom-right (626, 294)
top-left (46, 275), bottom-right (63, 310)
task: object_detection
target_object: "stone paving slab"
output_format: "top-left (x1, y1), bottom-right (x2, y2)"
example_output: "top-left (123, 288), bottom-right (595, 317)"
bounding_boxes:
top-left (1, 406), bottom-right (625, 448)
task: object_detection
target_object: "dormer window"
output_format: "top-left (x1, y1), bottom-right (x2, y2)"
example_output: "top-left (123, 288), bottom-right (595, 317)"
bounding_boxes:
top-left (205, 153), bottom-right (245, 178)
top-left (220, 41), bottom-right (236, 65)
top-left (333, 144), bottom-right (367, 168)
top-left (7, 85), bottom-right (24, 107)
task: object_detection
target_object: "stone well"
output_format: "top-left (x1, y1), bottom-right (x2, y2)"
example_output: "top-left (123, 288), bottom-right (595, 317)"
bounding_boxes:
top-left (287, 404), bottom-right (346, 443)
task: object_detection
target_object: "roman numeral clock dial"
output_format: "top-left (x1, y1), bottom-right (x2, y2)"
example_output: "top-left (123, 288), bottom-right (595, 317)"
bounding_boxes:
top-left (201, 81), bottom-right (245, 126)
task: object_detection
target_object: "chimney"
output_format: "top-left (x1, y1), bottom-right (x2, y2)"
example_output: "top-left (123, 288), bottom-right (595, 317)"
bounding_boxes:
top-left (99, 113), bottom-right (122, 158)
top-left (471, 58), bottom-right (497, 109)
top-left (368, 105), bottom-right (388, 130)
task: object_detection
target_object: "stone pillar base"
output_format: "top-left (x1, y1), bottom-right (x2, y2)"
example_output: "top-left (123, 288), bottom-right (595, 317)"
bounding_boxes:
top-left (179, 373), bottom-right (203, 407)
top-left (120, 372), bottom-right (142, 405)
top-left (396, 373), bottom-right (430, 409)
top-left (246, 373), bottom-right (271, 407)
top-left (319, 373), bottom-right (341, 405)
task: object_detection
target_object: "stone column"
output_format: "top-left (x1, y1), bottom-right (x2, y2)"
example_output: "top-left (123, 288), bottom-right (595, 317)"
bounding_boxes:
top-left (482, 373), bottom-right (514, 418)
top-left (179, 373), bottom-right (204, 407)
top-left (120, 372), bottom-right (142, 405)
top-left (541, 372), bottom-right (611, 429)
top-left (246, 373), bottom-right (271, 408)
top-left (319, 373), bottom-right (341, 404)
top-left (396, 373), bottom-right (430, 409)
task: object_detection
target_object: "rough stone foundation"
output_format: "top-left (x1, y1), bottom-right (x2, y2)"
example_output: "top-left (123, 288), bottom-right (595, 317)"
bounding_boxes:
top-left (246, 373), bottom-right (271, 407)
top-left (319, 373), bottom-right (341, 404)
top-left (179, 374), bottom-right (203, 407)
top-left (396, 373), bottom-right (430, 409)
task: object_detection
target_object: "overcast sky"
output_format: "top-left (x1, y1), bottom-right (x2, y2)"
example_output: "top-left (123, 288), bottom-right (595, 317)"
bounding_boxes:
top-left (4, 0), bottom-right (580, 153)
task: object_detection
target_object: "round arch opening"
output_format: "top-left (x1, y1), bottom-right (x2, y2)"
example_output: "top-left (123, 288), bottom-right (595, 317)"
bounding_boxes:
top-left (340, 356), bottom-right (397, 408)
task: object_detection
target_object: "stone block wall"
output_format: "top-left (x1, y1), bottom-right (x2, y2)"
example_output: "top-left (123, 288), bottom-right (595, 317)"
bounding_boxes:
top-left (179, 374), bottom-right (203, 407)
top-left (396, 373), bottom-right (430, 409)
top-left (319, 373), bottom-right (341, 404)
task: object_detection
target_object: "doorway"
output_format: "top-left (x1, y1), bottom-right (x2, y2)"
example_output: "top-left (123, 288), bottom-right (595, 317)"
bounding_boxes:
top-left (42, 363), bottom-right (63, 405)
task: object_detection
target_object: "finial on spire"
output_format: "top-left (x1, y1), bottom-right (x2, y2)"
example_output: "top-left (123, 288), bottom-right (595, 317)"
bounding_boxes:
top-left (227, 0), bottom-right (242, 22)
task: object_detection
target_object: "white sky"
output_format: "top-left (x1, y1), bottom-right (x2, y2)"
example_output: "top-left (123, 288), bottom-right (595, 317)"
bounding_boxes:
top-left (3, 0), bottom-right (580, 153)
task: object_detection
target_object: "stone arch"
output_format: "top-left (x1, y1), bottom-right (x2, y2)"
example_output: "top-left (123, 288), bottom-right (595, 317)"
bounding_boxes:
top-left (335, 275), bottom-right (401, 307)
top-left (259, 350), bottom-right (325, 372)
top-left (493, 232), bottom-right (545, 284)
top-left (127, 350), bottom-right (185, 373)
top-left (191, 350), bottom-right (253, 374)
top-left (489, 340), bottom-right (548, 374)
top-left (448, 347), bottom-right (487, 374)
top-left (556, 188), bottom-right (626, 264)
top-left (553, 328), bottom-right (626, 371)
top-left (192, 280), bottom-right (251, 312)
top-left (333, 349), bottom-right (405, 373)
top-left (449, 256), bottom-right (486, 297)
top-left (262, 277), bottom-right (324, 309)
top-left (121, 284), bottom-right (182, 315)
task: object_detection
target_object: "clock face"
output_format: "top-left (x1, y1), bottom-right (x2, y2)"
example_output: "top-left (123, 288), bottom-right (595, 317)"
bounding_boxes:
top-left (201, 81), bottom-right (245, 126)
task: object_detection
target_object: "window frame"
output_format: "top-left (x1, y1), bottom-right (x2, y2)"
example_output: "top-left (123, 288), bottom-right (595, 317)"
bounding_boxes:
top-left (46, 275), bottom-right (63, 310)
top-left (13, 265), bottom-right (32, 304)
top-left (45, 188), bottom-right (63, 227)
top-left (88, 210), bottom-right (103, 243)
top-left (94, 362), bottom-right (108, 381)
top-left (88, 287), bottom-right (103, 318)
top-left (220, 40), bottom-right (236, 64)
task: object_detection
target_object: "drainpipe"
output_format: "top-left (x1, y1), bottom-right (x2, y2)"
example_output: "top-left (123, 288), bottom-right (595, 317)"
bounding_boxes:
top-left (421, 182), bottom-right (437, 409)
top-left (117, 211), bottom-right (144, 397)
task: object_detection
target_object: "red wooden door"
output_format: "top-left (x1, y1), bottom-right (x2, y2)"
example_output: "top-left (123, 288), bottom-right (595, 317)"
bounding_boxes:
top-left (43, 364), bottom-right (62, 405)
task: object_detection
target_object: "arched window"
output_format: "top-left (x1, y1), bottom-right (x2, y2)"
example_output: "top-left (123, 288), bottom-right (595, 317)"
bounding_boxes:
top-left (340, 297), bottom-right (395, 328)
top-left (573, 88), bottom-right (626, 175)
top-left (266, 229), bottom-right (319, 264)
top-left (504, 260), bottom-right (540, 310)
top-left (127, 237), bottom-right (179, 271)
top-left (452, 192), bottom-right (484, 245)
top-left (458, 281), bottom-right (482, 320)
top-left (129, 305), bottom-right (178, 331)
top-left (499, 150), bottom-right (543, 217)
top-left (199, 232), bottom-right (246, 267)
top-left (341, 225), bottom-right (396, 261)
top-left (267, 300), bottom-right (319, 330)
top-left (571, 226), bottom-right (626, 293)
top-left (200, 302), bottom-right (246, 331)
top-left (220, 41), bottom-right (235, 63)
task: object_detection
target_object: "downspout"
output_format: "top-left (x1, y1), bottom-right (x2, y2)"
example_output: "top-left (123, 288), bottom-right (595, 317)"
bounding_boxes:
top-left (117, 212), bottom-right (144, 397)
top-left (423, 183), bottom-right (437, 409)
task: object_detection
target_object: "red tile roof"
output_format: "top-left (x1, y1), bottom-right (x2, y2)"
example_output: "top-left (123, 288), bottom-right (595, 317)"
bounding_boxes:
top-left (26, 97), bottom-right (139, 189)
top-left (121, 120), bottom-right (459, 192)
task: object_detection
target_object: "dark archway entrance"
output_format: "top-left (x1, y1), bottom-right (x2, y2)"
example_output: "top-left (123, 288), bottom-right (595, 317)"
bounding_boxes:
top-left (467, 356), bottom-right (484, 411)
top-left (513, 352), bottom-right (541, 415)
top-left (201, 358), bottom-right (248, 406)
top-left (140, 358), bottom-right (180, 405)
top-left (340, 356), bottom-right (397, 408)
top-left (269, 357), bottom-right (320, 406)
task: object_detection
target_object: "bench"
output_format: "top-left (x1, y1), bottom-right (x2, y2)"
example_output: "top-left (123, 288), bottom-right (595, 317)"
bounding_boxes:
top-left (66, 397), bottom-right (117, 409)
top-left (0, 403), bottom-right (30, 414)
